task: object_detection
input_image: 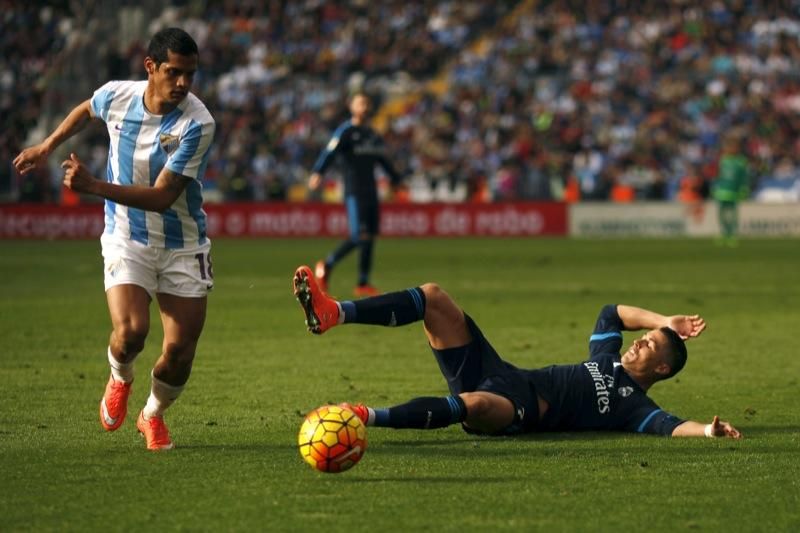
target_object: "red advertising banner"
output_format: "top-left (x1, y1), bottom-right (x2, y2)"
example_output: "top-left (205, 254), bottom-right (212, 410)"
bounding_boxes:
top-left (0, 202), bottom-right (567, 239)
top-left (0, 204), bottom-right (105, 239)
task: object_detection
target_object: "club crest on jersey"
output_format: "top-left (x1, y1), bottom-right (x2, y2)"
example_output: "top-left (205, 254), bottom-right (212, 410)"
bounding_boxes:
top-left (618, 386), bottom-right (634, 397)
top-left (159, 133), bottom-right (180, 154)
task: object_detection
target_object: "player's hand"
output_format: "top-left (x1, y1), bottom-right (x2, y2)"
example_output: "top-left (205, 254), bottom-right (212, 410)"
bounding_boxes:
top-left (308, 172), bottom-right (323, 191)
top-left (13, 143), bottom-right (51, 175)
top-left (667, 314), bottom-right (706, 340)
top-left (61, 153), bottom-right (97, 194)
top-left (709, 415), bottom-right (742, 439)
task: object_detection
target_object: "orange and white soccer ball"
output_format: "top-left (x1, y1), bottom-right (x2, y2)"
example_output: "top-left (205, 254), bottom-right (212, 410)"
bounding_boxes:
top-left (298, 405), bottom-right (367, 473)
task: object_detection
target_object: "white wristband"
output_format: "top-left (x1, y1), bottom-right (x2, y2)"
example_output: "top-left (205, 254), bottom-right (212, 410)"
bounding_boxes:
top-left (704, 424), bottom-right (715, 438)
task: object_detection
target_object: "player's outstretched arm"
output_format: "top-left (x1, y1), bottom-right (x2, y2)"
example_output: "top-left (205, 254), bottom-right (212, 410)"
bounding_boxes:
top-left (14, 99), bottom-right (94, 175)
top-left (617, 305), bottom-right (706, 340)
top-left (62, 154), bottom-right (191, 212)
top-left (671, 416), bottom-right (742, 439)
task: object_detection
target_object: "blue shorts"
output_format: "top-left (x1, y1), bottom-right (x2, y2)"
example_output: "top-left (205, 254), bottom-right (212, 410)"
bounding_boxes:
top-left (345, 196), bottom-right (379, 239)
top-left (430, 314), bottom-right (539, 435)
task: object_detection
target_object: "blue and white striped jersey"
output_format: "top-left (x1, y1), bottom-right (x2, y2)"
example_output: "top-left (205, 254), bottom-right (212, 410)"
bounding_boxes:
top-left (90, 80), bottom-right (215, 248)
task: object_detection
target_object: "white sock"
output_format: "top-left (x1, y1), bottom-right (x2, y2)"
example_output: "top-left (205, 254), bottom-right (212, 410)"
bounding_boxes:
top-left (336, 302), bottom-right (345, 324)
top-left (108, 346), bottom-right (134, 383)
top-left (366, 407), bottom-right (376, 426)
top-left (142, 372), bottom-right (184, 420)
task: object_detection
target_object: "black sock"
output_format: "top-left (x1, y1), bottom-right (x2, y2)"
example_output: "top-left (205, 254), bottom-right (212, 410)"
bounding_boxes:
top-left (357, 239), bottom-right (374, 286)
top-left (373, 396), bottom-right (466, 429)
top-left (341, 287), bottom-right (426, 326)
top-left (328, 238), bottom-right (359, 267)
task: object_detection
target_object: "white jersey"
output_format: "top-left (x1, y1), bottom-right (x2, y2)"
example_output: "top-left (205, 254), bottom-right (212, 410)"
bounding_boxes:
top-left (90, 80), bottom-right (215, 248)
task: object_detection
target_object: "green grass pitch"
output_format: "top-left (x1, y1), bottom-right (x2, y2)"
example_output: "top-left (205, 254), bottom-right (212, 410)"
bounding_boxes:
top-left (1, 237), bottom-right (798, 531)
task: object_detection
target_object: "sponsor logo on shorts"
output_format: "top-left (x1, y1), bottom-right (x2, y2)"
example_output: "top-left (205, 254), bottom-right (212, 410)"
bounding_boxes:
top-left (106, 259), bottom-right (121, 278)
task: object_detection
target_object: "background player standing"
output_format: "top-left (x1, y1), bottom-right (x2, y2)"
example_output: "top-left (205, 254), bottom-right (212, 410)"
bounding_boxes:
top-left (713, 136), bottom-right (751, 246)
top-left (308, 92), bottom-right (404, 297)
top-left (13, 28), bottom-right (215, 451)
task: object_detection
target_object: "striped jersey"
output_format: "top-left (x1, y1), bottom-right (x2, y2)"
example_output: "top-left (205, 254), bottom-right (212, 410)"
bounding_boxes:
top-left (90, 80), bottom-right (215, 248)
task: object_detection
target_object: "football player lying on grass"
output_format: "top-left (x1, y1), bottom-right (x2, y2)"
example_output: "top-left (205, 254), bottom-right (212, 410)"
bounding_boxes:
top-left (292, 266), bottom-right (741, 439)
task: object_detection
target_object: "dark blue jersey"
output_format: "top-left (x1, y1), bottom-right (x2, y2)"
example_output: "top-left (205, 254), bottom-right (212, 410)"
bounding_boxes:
top-left (526, 305), bottom-right (685, 436)
top-left (312, 120), bottom-right (402, 204)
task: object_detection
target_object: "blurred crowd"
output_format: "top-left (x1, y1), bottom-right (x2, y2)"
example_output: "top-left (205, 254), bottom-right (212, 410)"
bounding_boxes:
top-left (4, 0), bottom-right (800, 203)
top-left (0, 2), bottom-right (72, 201)
top-left (397, 0), bottom-right (800, 202)
top-left (188, 0), bottom-right (512, 202)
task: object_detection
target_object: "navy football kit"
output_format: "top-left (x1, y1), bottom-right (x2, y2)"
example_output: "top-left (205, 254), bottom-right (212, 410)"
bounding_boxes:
top-left (432, 305), bottom-right (685, 436)
top-left (312, 119), bottom-right (402, 238)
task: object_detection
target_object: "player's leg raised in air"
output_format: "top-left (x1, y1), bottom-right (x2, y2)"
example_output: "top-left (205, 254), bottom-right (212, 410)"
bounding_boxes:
top-left (293, 267), bottom-right (517, 433)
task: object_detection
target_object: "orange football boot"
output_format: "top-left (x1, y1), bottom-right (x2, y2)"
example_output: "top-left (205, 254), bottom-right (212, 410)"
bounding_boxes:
top-left (339, 402), bottom-right (370, 425)
top-left (99, 375), bottom-right (132, 431)
top-left (136, 411), bottom-right (174, 451)
top-left (293, 265), bottom-right (340, 334)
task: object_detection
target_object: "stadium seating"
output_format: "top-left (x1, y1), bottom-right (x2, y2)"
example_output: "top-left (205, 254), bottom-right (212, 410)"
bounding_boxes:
top-left (1, 4), bottom-right (71, 202)
top-left (5, 1), bottom-right (800, 204)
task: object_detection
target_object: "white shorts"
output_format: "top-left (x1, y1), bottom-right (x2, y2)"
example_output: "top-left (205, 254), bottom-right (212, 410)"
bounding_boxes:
top-left (101, 233), bottom-right (214, 299)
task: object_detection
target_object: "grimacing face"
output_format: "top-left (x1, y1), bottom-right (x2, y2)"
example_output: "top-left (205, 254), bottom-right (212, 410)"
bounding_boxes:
top-left (146, 50), bottom-right (198, 108)
top-left (621, 329), bottom-right (671, 375)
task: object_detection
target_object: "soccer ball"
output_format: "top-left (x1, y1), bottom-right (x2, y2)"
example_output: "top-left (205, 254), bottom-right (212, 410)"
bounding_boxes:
top-left (298, 405), bottom-right (367, 473)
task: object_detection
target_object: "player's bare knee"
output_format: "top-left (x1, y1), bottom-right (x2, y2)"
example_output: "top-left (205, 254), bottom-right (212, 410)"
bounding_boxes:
top-left (114, 321), bottom-right (147, 355)
top-left (460, 393), bottom-right (504, 432)
top-left (460, 392), bottom-right (514, 433)
top-left (163, 340), bottom-right (197, 367)
top-left (421, 283), bottom-right (449, 310)
top-left (421, 283), bottom-right (471, 348)
top-left (422, 283), bottom-right (463, 320)
top-left (460, 392), bottom-right (490, 418)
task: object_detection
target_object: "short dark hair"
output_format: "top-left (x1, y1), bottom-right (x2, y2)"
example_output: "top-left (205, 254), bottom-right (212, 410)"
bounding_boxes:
top-left (349, 91), bottom-right (370, 103)
top-left (147, 28), bottom-right (198, 66)
top-left (659, 327), bottom-right (687, 379)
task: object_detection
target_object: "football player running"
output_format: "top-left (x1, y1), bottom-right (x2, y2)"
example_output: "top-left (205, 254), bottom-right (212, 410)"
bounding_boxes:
top-left (15, 28), bottom-right (215, 450)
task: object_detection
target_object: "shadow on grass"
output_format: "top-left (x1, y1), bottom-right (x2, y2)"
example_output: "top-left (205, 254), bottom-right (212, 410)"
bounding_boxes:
top-left (339, 475), bottom-right (516, 483)
top-left (176, 443), bottom-right (289, 451)
top-left (377, 431), bottom-right (649, 447)
top-left (162, 425), bottom-right (795, 455)
top-left (366, 429), bottom-right (787, 459)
